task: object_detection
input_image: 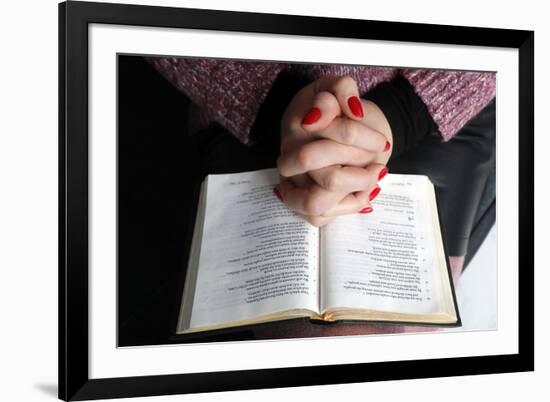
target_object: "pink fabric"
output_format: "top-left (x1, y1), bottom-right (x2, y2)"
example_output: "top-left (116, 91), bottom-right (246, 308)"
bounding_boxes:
top-left (252, 255), bottom-right (465, 340)
top-left (149, 57), bottom-right (496, 144)
top-left (401, 69), bottom-right (496, 141)
top-left (290, 63), bottom-right (399, 95)
top-left (448, 256), bottom-right (465, 287)
top-left (148, 58), bottom-right (285, 144)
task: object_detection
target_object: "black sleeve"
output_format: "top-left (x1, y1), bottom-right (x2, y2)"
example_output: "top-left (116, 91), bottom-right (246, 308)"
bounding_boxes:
top-left (248, 70), bottom-right (310, 157)
top-left (363, 75), bottom-right (437, 160)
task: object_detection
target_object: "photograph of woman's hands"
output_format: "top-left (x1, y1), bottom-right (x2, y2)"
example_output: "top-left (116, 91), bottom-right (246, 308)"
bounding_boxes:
top-left (117, 53), bottom-right (498, 348)
top-left (276, 76), bottom-right (393, 227)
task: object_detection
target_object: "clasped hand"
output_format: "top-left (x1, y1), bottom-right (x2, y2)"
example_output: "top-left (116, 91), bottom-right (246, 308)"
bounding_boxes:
top-left (275, 76), bottom-right (393, 227)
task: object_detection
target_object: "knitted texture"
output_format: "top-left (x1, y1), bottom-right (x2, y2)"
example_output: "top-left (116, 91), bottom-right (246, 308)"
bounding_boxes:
top-left (401, 69), bottom-right (497, 141)
top-left (147, 57), bottom-right (286, 144)
top-left (149, 57), bottom-right (496, 144)
top-left (289, 63), bottom-right (399, 95)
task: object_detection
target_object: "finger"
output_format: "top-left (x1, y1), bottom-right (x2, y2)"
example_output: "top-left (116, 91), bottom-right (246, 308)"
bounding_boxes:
top-left (281, 89), bottom-right (340, 154)
top-left (321, 182), bottom-right (385, 218)
top-left (289, 173), bottom-right (313, 188)
top-left (321, 191), bottom-right (373, 217)
top-left (277, 139), bottom-right (375, 177)
top-left (297, 213), bottom-right (333, 227)
top-left (357, 183), bottom-right (383, 204)
top-left (321, 185), bottom-right (384, 218)
top-left (298, 182), bottom-right (381, 219)
top-left (309, 164), bottom-right (388, 193)
top-left (313, 75), bottom-right (363, 121)
top-left (314, 117), bottom-right (390, 153)
top-left (300, 91), bottom-right (341, 131)
top-left (277, 179), bottom-right (347, 217)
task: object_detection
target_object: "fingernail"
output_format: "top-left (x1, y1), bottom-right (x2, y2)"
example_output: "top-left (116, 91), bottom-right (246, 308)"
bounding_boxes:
top-left (384, 141), bottom-right (391, 152)
top-left (359, 206), bottom-right (373, 214)
top-left (301, 107), bottom-right (322, 125)
top-left (369, 186), bottom-right (381, 201)
top-left (273, 187), bottom-right (283, 201)
top-left (347, 96), bottom-right (364, 118)
top-left (378, 167), bottom-right (388, 181)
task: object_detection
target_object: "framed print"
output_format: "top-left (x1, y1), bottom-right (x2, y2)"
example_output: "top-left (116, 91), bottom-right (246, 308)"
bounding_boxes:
top-left (59, 0), bottom-right (534, 400)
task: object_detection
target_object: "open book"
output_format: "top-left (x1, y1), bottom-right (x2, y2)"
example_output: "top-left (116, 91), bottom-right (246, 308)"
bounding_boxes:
top-left (177, 168), bottom-right (460, 334)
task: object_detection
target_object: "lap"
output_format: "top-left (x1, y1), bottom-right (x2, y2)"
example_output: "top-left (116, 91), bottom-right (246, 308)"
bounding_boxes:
top-left (194, 100), bottom-right (495, 341)
top-left (388, 99), bottom-right (496, 258)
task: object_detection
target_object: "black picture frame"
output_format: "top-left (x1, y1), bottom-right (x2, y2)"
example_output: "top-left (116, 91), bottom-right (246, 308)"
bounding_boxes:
top-left (59, 1), bottom-right (534, 400)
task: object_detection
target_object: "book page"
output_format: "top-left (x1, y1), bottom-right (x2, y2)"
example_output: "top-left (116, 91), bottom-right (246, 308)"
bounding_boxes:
top-left (320, 174), bottom-right (450, 315)
top-left (186, 168), bottom-right (319, 331)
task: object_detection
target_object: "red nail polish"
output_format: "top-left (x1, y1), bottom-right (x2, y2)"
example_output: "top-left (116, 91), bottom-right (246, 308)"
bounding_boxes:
top-left (347, 96), bottom-right (364, 118)
top-left (384, 141), bottom-right (391, 152)
top-left (301, 107), bottom-right (322, 125)
top-left (369, 186), bottom-right (381, 201)
top-left (378, 167), bottom-right (388, 181)
top-left (359, 206), bottom-right (373, 214)
top-left (273, 187), bottom-right (283, 201)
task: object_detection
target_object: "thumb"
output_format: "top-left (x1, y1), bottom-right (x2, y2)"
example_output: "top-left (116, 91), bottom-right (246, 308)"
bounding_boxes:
top-left (314, 75), bottom-right (364, 122)
top-left (300, 90), bottom-right (341, 132)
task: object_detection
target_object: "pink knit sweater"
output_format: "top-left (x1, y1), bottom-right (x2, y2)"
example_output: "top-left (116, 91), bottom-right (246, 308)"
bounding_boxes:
top-left (149, 57), bottom-right (496, 145)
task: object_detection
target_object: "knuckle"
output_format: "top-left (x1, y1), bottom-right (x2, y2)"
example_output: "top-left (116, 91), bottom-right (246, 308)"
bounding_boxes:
top-left (322, 170), bottom-right (341, 192)
top-left (370, 131), bottom-right (385, 149)
top-left (307, 216), bottom-right (323, 227)
top-left (355, 191), bottom-right (370, 205)
top-left (315, 90), bottom-right (333, 104)
top-left (317, 216), bottom-right (332, 227)
top-left (341, 120), bottom-right (358, 145)
top-left (303, 194), bottom-right (325, 217)
top-left (296, 144), bottom-right (317, 172)
top-left (276, 156), bottom-right (291, 177)
top-left (337, 75), bottom-right (356, 89)
top-left (315, 91), bottom-right (339, 110)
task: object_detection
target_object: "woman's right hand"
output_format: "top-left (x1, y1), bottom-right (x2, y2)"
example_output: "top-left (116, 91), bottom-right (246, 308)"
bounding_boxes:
top-left (276, 76), bottom-right (393, 227)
